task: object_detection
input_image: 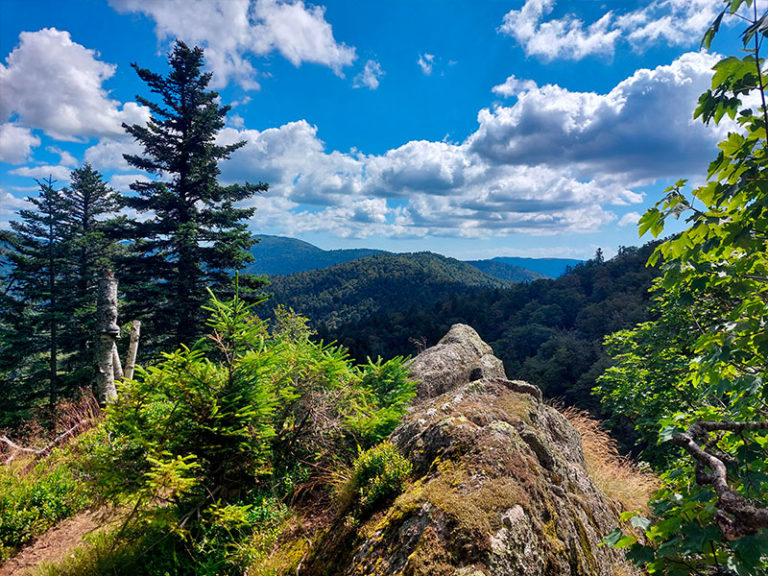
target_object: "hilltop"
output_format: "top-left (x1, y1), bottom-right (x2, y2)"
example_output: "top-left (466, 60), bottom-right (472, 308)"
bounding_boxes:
top-left (244, 235), bottom-right (578, 280)
top-left (265, 251), bottom-right (510, 329)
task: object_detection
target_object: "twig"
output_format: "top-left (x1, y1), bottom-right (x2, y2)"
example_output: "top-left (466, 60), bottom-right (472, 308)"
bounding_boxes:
top-left (2, 420), bottom-right (88, 471)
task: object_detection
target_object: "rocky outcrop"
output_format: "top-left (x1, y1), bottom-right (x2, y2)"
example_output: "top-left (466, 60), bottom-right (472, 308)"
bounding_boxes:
top-left (303, 324), bottom-right (631, 576)
top-left (408, 324), bottom-right (508, 399)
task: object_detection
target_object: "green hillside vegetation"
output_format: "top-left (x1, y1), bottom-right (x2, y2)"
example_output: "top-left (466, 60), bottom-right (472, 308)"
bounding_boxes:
top-left (244, 235), bottom-right (384, 276)
top-left (2, 6), bottom-right (768, 573)
top-left (0, 294), bottom-right (416, 574)
top-left (244, 235), bottom-right (549, 282)
top-left (265, 251), bottom-right (511, 329)
top-left (316, 244), bottom-right (659, 422)
top-left (468, 256), bottom-right (583, 278)
top-left (463, 259), bottom-right (548, 282)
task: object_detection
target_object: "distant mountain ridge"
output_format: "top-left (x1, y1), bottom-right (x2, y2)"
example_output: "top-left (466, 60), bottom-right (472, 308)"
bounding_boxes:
top-left (468, 256), bottom-right (582, 279)
top-left (466, 259), bottom-right (548, 282)
top-left (244, 235), bottom-right (385, 276)
top-left (246, 234), bottom-right (582, 279)
top-left (265, 251), bottom-right (510, 329)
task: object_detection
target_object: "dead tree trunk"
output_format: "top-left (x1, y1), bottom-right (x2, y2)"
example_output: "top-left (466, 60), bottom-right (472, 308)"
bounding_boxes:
top-left (97, 270), bottom-right (120, 405)
top-left (112, 345), bottom-right (124, 381)
top-left (124, 320), bottom-right (141, 381)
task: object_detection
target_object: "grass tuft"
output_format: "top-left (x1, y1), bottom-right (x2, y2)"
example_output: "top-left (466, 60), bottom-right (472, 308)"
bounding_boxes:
top-left (562, 407), bottom-right (658, 513)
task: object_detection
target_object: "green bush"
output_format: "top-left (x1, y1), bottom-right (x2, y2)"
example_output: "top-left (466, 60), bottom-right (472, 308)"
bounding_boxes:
top-left (347, 357), bottom-right (416, 449)
top-left (72, 291), bottom-right (416, 574)
top-left (350, 441), bottom-right (412, 513)
top-left (0, 458), bottom-right (90, 560)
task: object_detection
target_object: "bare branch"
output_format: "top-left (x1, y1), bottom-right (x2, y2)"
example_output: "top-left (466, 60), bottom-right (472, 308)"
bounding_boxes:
top-left (673, 420), bottom-right (768, 539)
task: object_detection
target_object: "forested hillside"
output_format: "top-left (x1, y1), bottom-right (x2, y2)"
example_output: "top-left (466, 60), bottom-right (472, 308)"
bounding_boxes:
top-left (463, 258), bottom-right (548, 282)
top-left (265, 251), bottom-right (511, 329)
top-left (245, 235), bottom-right (559, 281)
top-left (467, 256), bottom-right (582, 278)
top-left (244, 235), bottom-right (385, 276)
top-left (2, 1), bottom-right (768, 573)
top-left (313, 244), bottom-right (660, 414)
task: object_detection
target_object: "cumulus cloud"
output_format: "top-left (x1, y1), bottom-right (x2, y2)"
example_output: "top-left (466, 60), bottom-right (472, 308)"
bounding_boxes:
top-left (0, 28), bottom-right (148, 141)
top-left (472, 52), bottom-right (722, 184)
top-left (492, 75), bottom-right (539, 98)
top-left (353, 60), bottom-right (384, 90)
top-left (46, 146), bottom-right (78, 167)
top-left (210, 51), bottom-right (722, 239)
top-left (618, 211), bottom-right (642, 227)
top-left (0, 123), bottom-right (40, 164)
top-left (109, 0), bottom-right (356, 89)
top-left (499, 0), bottom-right (726, 60)
top-left (84, 136), bottom-right (145, 172)
top-left (0, 189), bottom-right (29, 228)
top-left (417, 53), bottom-right (435, 75)
top-left (9, 164), bottom-right (72, 181)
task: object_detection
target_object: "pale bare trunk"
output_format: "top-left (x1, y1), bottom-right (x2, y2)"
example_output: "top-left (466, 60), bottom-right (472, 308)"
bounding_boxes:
top-left (112, 344), bottom-right (124, 381)
top-left (124, 320), bottom-right (141, 381)
top-left (97, 271), bottom-right (119, 405)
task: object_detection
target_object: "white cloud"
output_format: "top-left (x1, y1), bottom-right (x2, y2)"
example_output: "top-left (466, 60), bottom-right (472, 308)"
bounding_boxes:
top-left (0, 123), bottom-right (40, 164)
top-left (492, 75), bottom-right (538, 98)
top-left (84, 136), bottom-right (145, 172)
top-left (499, 0), bottom-right (727, 61)
top-left (210, 52), bottom-right (722, 240)
top-left (9, 164), bottom-right (72, 181)
top-left (353, 60), bottom-right (384, 90)
top-left (46, 146), bottom-right (78, 167)
top-left (0, 189), bottom-right (29, 228)
top-left (471, 52), bottom-right (721, 184)
top-left (0, 28), bottom-right (148, 141)
top-left (417, 53), bottom-right (435, 75)
top-left (109, 0), bottom-right (356, 89)
top-left (618, 211), bottom-right (642, 227)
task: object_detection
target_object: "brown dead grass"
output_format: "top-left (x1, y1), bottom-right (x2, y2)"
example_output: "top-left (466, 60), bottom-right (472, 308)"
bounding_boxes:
top-left (562, 407), bottom-right (658, 513)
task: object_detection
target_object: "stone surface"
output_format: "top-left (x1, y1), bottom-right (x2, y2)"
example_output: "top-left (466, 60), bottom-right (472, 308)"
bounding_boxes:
top-left (302, 325), bottom-right (631, 576)
top-left (408, 324), bottom-right (507, 399)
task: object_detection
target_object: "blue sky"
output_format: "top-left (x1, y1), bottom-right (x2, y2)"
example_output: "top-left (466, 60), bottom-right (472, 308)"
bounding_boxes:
top-left (0, 0), bottom-right (745, 259)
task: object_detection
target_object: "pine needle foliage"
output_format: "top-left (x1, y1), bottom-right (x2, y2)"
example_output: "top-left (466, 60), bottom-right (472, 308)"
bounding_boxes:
top-left (120, 41), bottom-right (267, 351)
top-left (77, 290), bottom-right (415, 574)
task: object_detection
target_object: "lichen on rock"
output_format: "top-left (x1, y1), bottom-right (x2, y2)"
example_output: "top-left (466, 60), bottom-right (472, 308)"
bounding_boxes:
top-left (302, 324), bottom-right (633, 576)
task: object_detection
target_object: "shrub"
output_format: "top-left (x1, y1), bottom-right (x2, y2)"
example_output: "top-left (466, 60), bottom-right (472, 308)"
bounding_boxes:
top-left (347, 357), bottom-right (416, 449)
top-left (348, 441), bottom-right (412, 513)
top-left (0, 457), bottom-right (90, 560)
top-left (75, 291), bottom-right (416, 573)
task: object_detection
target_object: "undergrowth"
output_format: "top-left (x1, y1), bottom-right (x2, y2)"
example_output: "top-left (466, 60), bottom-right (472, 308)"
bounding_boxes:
top-left (14, 292), bottom-right (416, 575)
top-left (0, 392), bottom-right (100, 561)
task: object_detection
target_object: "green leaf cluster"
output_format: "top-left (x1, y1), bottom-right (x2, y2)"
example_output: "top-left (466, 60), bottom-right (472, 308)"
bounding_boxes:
top-left (597, 3), bottom-right (768, 573)
top-left (347, 440), bottom-right (412, 514)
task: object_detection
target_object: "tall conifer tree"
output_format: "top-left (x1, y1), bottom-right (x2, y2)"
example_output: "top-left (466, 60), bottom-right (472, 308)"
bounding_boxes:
top-left (61, 164), bottom-right (122, 385)
top-left (0, 166), bottom-right (121, 426)
top-left (121, 42), bottom-right (266, 349)
top-left (1, 178), bottom-right (71, 417)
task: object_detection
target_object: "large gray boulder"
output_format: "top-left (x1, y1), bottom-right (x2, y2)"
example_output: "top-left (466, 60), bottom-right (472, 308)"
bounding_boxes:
top-left (408, 324), bottom-right (507, 398)
top-left (303, 325), bottom-right (632, 576)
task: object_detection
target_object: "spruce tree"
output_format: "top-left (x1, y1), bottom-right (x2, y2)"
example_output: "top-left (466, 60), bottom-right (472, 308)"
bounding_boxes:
top-left (121, 42), bottom-right (266, 349)
top-left (60, 164), bottom-right (122, 386)
top-left (0, 166), bottom-right (121, 426)
top-left (2, 178), bottom-right (71, 418)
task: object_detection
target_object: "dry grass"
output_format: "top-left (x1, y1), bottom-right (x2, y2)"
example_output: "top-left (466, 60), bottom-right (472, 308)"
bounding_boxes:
top-left (1, 389), bottom-right (102, 470)
top-left (562, 407), bottom-right (658, 513)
